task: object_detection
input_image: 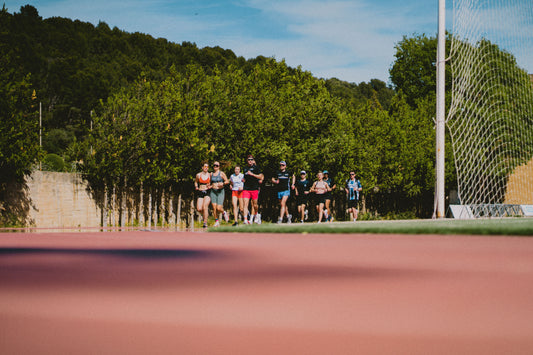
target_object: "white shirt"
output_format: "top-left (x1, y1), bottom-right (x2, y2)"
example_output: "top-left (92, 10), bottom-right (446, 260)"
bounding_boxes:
top-left (230, 173), bottom-right (244, 191)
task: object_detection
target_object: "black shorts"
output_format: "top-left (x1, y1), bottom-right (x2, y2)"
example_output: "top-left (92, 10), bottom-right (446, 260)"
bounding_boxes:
top-left (196, 190), bottom-right (210, 199)
top-left (324, 191), bottom-right (333, 201)
top-left (347, 199), bottom-right (359, 209)
top-left (296, 195), bottom-right (308, 206)
top-left (315, 194), bottom-right (326, 205)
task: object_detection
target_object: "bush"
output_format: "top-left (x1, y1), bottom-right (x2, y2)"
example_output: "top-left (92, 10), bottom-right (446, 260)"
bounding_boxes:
top-left (43, 128), bottom-right (76, 155)
top-left (43, 153), bottom-right (65, 172)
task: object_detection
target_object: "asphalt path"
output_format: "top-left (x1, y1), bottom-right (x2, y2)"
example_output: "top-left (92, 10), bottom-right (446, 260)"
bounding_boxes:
top-left (1, 231), bottom-right (533, 354)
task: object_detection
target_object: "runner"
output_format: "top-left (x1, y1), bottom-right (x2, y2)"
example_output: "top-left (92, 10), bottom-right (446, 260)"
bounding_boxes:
top-left (194, 162), bottom-right (211, 228)
top-left (310, 171), bottom-right (331, 223)
top-left (210, 161), bottom-right (230, 227)
top-left (242, 155), bottom-right (264, 224)
top-left (230, 165), bottom-right (245, 226)
top-left (345, 170), bottom-right (363, 221)
top-left (272, 161), bottom-right (295, 224)
top-left (294, 170), bottom-right (311, 223)
top-left (323, 170), bottom-right (336, 222)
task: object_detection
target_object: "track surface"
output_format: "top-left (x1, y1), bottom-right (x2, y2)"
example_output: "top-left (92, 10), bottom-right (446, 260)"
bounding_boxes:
top-left (1, 231), bottom-right (533, 354)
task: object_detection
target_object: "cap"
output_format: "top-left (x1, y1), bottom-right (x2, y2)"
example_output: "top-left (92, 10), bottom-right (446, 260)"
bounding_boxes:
top-left (280, 161), bottom-right (286, 165)
top-left (323, 170), bottom-right (329, 174)
top-left (300, 170), bottom-right (306, 174)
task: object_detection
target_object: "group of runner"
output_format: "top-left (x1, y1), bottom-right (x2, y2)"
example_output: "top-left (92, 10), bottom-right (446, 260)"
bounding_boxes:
top-left (194, 154), bottom-right (362, 228)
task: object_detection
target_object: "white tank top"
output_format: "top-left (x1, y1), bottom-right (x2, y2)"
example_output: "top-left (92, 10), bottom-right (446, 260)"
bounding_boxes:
top-left (230, 173), bottom-right (244, 191)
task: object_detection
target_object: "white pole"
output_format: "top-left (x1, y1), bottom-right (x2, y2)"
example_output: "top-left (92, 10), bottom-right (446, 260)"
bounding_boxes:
top-left (90, 110), bottom-right (93, 156)
top-left (39, 101), bottom-right (42, 171)
top-left (435, 0), bottom-right (446, 218)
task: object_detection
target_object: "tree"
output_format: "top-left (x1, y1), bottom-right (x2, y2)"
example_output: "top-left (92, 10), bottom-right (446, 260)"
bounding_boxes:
top-left (0, 11), bottom-right (42, 224)
top-left (389, 33), bottom-right (453, 107)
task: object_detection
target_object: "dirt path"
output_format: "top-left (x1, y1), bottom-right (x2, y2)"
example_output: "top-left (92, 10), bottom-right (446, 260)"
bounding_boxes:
top-left (1, 231), bottom-right (533, 354)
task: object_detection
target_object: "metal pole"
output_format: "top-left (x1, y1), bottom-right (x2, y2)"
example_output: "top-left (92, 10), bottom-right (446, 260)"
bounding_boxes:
top-left (435, 0), bottom-right (446, 218)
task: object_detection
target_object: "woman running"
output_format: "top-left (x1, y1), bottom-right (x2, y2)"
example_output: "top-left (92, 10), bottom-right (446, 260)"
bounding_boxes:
top-left (310, 171), bottom-right (331, 223)
top-left (230, 165), bottom-right (245, 226)
top-left (210, 161), bottom-right (229, 227)
top-left (194, 162), bottom-right (211, 228)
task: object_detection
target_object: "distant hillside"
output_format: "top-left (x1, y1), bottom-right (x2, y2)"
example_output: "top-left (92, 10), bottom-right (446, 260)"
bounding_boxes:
top-left (1, 5), bottom-right (250, 140)
top-left (1, 5), bottom-right (391, 153)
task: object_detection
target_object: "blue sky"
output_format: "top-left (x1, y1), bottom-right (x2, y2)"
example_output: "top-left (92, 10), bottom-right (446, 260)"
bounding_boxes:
top-left (6, 1), bottom-right (529, 84)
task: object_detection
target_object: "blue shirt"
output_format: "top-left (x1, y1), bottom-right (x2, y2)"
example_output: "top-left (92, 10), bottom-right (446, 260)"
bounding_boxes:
top-left (346, 178), bottom-right (362, 200)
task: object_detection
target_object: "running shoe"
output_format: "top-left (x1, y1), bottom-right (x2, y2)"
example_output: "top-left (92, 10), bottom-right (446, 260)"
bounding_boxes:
top-left (255, 214), bottom-right (262, 224)
top-left (223, 211), bottom-right (229, 223)
top-left (304, 209), bottom-right (308, 220)
top-left (277, 218), bottom-right (283, 224)
top-left (203, 222), bottom-right (208, 229)
top-left (214, 220), bottom-right (220, 227)
top-left (287, 214), bottom-right (292, 224)
top-left (232, 221), bottom-right (238, 226)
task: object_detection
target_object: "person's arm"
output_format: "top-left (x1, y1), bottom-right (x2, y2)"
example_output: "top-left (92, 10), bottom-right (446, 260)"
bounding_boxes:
top-left (291, 173), bottom-right (296, 189)
top-left (221, 172), bottom-right (230, 186)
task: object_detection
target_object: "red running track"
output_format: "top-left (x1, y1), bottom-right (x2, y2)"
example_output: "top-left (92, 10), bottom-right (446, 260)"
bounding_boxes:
top-left (1, 231), bottom-right (533, 354)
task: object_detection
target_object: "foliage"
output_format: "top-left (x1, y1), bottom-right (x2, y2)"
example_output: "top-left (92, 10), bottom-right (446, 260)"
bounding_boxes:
top-left (43, 153), bottom-right (66, 172)
top-left (83, 58), bottom-right (439, 217)
top-left (0, 6), bottom-right (41, 184)
top-left (1, 5), bottom-right (247, 162)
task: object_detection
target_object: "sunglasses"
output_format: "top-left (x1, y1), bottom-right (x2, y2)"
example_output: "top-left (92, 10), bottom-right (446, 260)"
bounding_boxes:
top-left (350, 173), bottom-right (355, 176)
top-left (213, 164), bottom-right (220, 167)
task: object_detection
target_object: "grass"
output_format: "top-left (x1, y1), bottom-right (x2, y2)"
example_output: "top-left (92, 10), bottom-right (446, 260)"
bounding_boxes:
top-left (212, 218), bottom-right (533, 236)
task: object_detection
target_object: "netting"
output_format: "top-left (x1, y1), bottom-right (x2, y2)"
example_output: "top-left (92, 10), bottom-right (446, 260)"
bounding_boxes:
top-left (448, 0), bottom-right (533, 206)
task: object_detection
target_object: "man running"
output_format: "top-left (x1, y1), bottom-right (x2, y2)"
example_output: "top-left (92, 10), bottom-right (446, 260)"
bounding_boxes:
top-left (272, 161), bottom-right (295, 223)
top-left (242, 155), bottom-right (264, 224)
top-left (294, 170), bottom-right (311, 223)
top-left (345, 170), bottom-right (363, 221)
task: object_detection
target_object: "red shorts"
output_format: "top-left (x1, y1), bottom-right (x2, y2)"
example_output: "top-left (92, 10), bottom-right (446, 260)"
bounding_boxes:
top-left (232, 190), bottom-right (243, 198)
top-left (242, 190), bottom-right (259, 200)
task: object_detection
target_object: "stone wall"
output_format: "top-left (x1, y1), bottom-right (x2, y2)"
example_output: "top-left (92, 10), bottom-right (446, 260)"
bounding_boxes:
top-left (26, 171), bottom-right (101, 228)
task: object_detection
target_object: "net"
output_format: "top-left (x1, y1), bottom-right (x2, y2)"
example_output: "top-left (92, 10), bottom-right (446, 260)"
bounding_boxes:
top-left (448, 0), bottom-right (533, 207)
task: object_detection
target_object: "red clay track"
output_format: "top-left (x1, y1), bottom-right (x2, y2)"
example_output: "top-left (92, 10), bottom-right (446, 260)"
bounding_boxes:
top-left (1, 231), bottom-right (533, 354)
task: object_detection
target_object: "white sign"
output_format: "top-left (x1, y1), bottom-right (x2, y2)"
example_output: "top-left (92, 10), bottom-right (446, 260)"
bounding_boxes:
top-left (449, 205), bottom-right (474, 219)
top-left (520, 205), bottom-right (533, 217)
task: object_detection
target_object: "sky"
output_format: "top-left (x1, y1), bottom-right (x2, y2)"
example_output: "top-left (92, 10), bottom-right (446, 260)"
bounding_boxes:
top-left (6, 0), bottom-right (530, 84)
